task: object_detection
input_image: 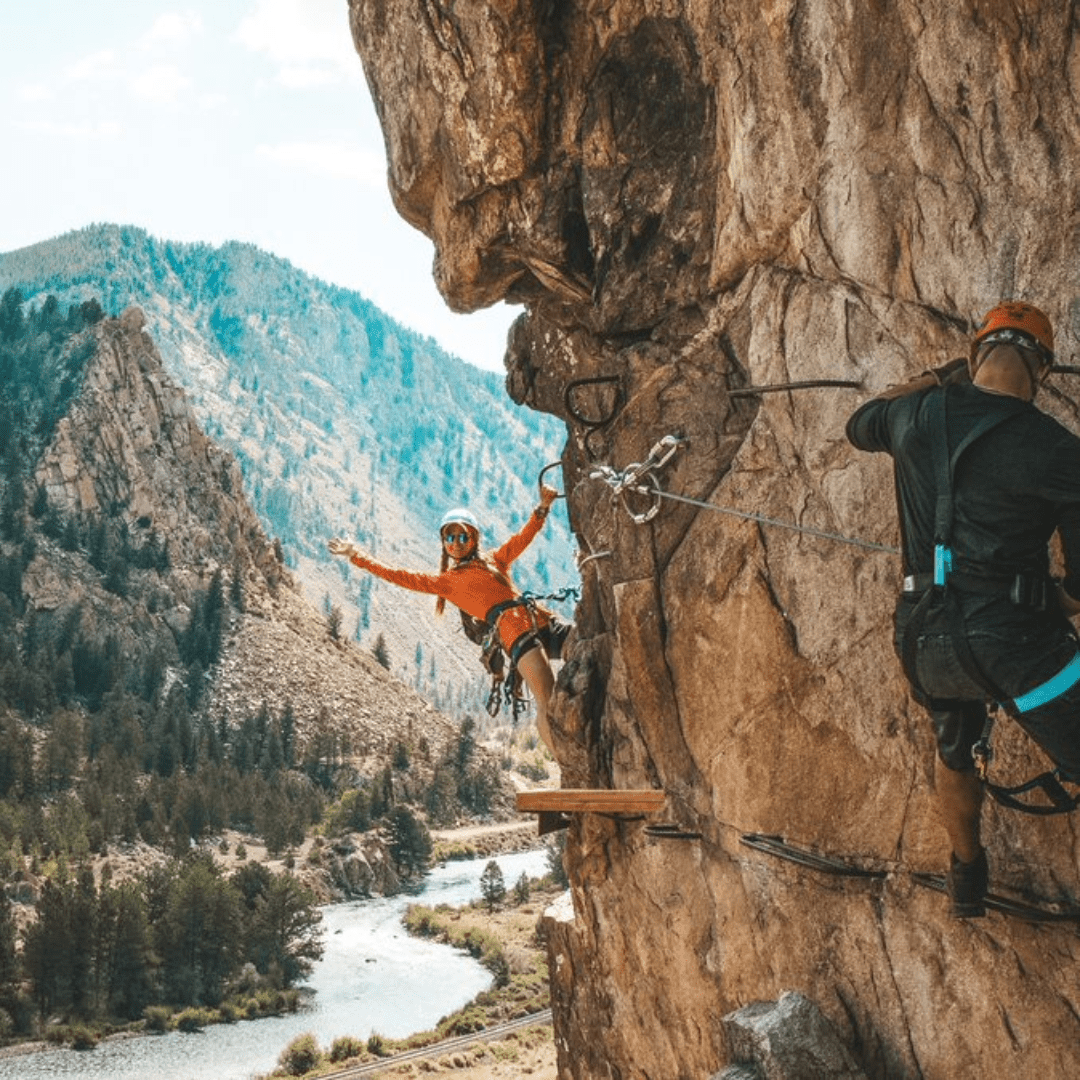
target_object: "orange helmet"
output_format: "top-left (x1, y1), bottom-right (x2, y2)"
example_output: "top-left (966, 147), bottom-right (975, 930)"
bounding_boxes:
top-left (970, 302), bottom-right (1054, 367)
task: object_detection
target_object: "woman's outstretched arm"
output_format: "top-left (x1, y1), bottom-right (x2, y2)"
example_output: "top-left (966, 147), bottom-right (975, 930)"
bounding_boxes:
top-left (328, 538), bottom-right (444, 596)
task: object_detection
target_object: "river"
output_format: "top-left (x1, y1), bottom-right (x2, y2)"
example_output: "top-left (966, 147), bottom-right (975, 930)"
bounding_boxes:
top-left (0, 847), bottom-right (551, 1080)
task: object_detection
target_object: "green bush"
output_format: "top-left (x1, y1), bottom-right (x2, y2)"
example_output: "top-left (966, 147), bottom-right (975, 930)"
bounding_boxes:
top-left (69, 1026), bottom-right (98, 1050)
top-left (279, 1032), bottom-right (322, 1076)
top-left (143, 1005), bottom-right (171, 1032)
top-left (329, 1034), bottom-right (365, 1062)
top-left (175, 1007), bottom-right (213, 1032)
top-left (366, 1031), bottom-right (388, 1057)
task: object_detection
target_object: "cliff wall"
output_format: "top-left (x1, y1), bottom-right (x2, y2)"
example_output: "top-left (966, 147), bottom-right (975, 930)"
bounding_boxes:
top-left (349, 4), bottom-right (1080, 1077)
top-left (28, 307), bottom-right (471, 767)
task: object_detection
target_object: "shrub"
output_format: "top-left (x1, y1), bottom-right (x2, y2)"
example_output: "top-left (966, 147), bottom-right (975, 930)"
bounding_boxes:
top-left (329, 1034), bottom-right (365, 1062)
top-left (235, 842), bottom-right (247, 860)
top-left (69, 1026), bottom-right (98, 1050)
top-left (367, 1031), bottom-right (389, 1057)
top-left (280, 1032), bottom-right (322, 1076)
top-left (143, 1005), bottom-right (171, 1032)
top-left (175, 1007), bottom-right (213, 1033)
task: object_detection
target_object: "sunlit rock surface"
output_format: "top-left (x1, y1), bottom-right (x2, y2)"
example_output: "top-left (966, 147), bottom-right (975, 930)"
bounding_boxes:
top-left (350, 3), bottom-right (1080, 1077)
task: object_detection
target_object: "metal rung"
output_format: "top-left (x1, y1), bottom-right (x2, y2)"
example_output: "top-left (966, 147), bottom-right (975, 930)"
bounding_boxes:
top-left (739, 834), bottom-right (886, 879)
top-left (911, 873), bottom-right (1080, 924)
top-left (644, 822), bottom-right (702, 841)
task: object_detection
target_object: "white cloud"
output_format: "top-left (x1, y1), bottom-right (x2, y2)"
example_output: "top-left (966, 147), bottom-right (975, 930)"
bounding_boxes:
top-left (198, 91), bottom-right (230, 111)
top-left (140, 11), bottom-right (204, 49)
top-left (129, 64), bottom-right (192, 104)
top-left (236, 0), bottom-right (361, 86)
top-left (256, 140), bottom-right (385, 186)
top-left (17, 118), bottom-right (122, 141)
top-left (17, 83), bottom-right (53, 103)
top-left (277, 65), bottom-right (337, 90)
top-left (65, 50), bottom-right (119, 83)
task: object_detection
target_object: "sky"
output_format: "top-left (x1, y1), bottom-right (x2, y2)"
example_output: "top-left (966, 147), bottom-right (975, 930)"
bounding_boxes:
top-left (0, 0), bottom-right (518, 372)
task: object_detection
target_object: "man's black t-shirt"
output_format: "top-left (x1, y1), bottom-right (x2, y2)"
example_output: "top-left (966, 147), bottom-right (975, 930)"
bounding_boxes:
top-left (847, 382), bottom-right (1080, 601)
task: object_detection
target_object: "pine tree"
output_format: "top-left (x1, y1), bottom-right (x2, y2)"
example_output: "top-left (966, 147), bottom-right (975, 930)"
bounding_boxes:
top-left (0, 889), bottom-right (18, 1015)
top-left (386, 805), bottom-right (432, 877)
top-left (327, 604), bottom-right (343, 641)
top-left (480, 860), bottom-right (506, 912)
top-left (372, 632), bottom-right (390, 669)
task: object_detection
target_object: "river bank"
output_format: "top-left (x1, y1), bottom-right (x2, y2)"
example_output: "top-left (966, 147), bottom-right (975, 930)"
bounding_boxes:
top-left (266, 870), bottom-right (563, 1080)
top-left (0, 844), bottom-right (557, 1080)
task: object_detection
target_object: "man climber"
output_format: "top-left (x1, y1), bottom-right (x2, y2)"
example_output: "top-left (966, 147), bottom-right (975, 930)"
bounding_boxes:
top-left (846, 302), bottom-right (1080, 917)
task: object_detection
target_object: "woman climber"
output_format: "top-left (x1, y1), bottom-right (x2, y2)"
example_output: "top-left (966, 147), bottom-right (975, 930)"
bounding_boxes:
top-left (328, 484), bottom-right (569, 751)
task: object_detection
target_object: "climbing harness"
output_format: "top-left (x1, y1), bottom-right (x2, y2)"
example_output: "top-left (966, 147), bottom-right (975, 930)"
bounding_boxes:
top-left (898, 386), bottom-right (1080, 816)
top-left (473, 589), bottom-right (578, 720)
top-left (971, 715), bottom-right (1080, 816)
top-left (590, 433), bottom-right (899, 553)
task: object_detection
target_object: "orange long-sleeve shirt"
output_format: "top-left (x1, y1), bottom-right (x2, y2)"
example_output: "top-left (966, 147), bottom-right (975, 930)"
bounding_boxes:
top-left (348, 509), bottom-right (550, 650)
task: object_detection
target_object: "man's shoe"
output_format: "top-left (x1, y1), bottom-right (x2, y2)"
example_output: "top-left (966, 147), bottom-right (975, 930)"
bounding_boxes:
top-left (946, 849), bottom-right (988, 918)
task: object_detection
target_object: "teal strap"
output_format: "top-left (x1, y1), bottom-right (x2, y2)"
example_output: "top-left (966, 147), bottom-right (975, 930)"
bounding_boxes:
top-left (1013, 652), bottom-right (1080, 714)
top-left (933, 544), bottom-right (953, 587)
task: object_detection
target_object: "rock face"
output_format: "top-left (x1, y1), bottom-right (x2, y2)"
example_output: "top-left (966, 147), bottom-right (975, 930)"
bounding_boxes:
top-left (29, 308), bottom-right (475, 767)
top-left (350, 4), bottom-right (1080, 1079)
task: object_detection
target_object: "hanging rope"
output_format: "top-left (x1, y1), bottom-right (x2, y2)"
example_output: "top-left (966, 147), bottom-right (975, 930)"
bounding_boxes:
top-left (590, 434), bottom-right (900, 555)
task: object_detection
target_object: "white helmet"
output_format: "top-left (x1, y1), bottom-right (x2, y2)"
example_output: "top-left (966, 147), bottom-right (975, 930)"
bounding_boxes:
top-left (439, 507), bottom-right (479, 534)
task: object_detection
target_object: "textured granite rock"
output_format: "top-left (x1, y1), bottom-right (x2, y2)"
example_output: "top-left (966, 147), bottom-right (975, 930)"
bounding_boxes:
top-left (350, 4), bottom-right (1080, 1077)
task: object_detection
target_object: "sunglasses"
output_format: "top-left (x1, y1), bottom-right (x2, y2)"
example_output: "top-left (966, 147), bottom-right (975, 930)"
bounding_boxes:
top-left (442, 531), bottom-right (472, 545)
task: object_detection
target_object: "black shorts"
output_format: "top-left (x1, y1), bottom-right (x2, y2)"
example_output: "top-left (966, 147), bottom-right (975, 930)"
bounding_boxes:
top-left (510, 617), bottom-right (572, 665)
top-left (899, 624), bottom-right (1080, 779)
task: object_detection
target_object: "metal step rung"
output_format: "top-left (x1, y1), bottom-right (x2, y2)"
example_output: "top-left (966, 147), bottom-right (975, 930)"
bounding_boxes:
top-left (739, 834), bottom-right (887, 879)
top-left (911, 873), bottom-right (1080, 924)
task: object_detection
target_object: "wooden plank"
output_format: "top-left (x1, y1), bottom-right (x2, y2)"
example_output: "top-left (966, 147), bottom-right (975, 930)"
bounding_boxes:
top-left (516, 789), bottom-right (665, 814)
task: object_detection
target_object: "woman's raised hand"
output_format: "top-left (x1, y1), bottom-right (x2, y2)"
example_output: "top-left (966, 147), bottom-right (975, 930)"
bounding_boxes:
top-left (539, 483), bottom-right (559, 509)
top-left (328, 538), bottom-right (356, 558)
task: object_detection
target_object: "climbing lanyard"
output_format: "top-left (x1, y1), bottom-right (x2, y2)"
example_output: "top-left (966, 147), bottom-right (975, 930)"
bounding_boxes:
top-left (590, 434), bottom-right (899, 554)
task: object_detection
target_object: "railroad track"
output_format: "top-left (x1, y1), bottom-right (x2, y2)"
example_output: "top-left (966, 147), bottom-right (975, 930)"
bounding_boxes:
top-left (316, 1009), bottom-right (554, 1078)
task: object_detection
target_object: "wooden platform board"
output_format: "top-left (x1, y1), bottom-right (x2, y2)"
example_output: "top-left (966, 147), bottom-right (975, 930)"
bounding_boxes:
top-left (516, 789), bottom-right (665, 814)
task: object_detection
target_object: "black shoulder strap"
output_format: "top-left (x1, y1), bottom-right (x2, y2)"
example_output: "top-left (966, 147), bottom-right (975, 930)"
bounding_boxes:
top-left (930, 387), bottom-right (1027, 550)
top-left (903, 389), bottom-right (1027, 703)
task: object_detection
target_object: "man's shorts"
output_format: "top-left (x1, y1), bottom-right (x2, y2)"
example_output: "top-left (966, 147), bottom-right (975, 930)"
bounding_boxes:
top-left (901, 628), bottom-right (1080, 779)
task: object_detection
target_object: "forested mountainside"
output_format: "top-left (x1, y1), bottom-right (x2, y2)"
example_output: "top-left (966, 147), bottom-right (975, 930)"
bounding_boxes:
top-left (0, 225), bottom-right (576, 712)
top-left (0, 295), bottom-right (514, 1038)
